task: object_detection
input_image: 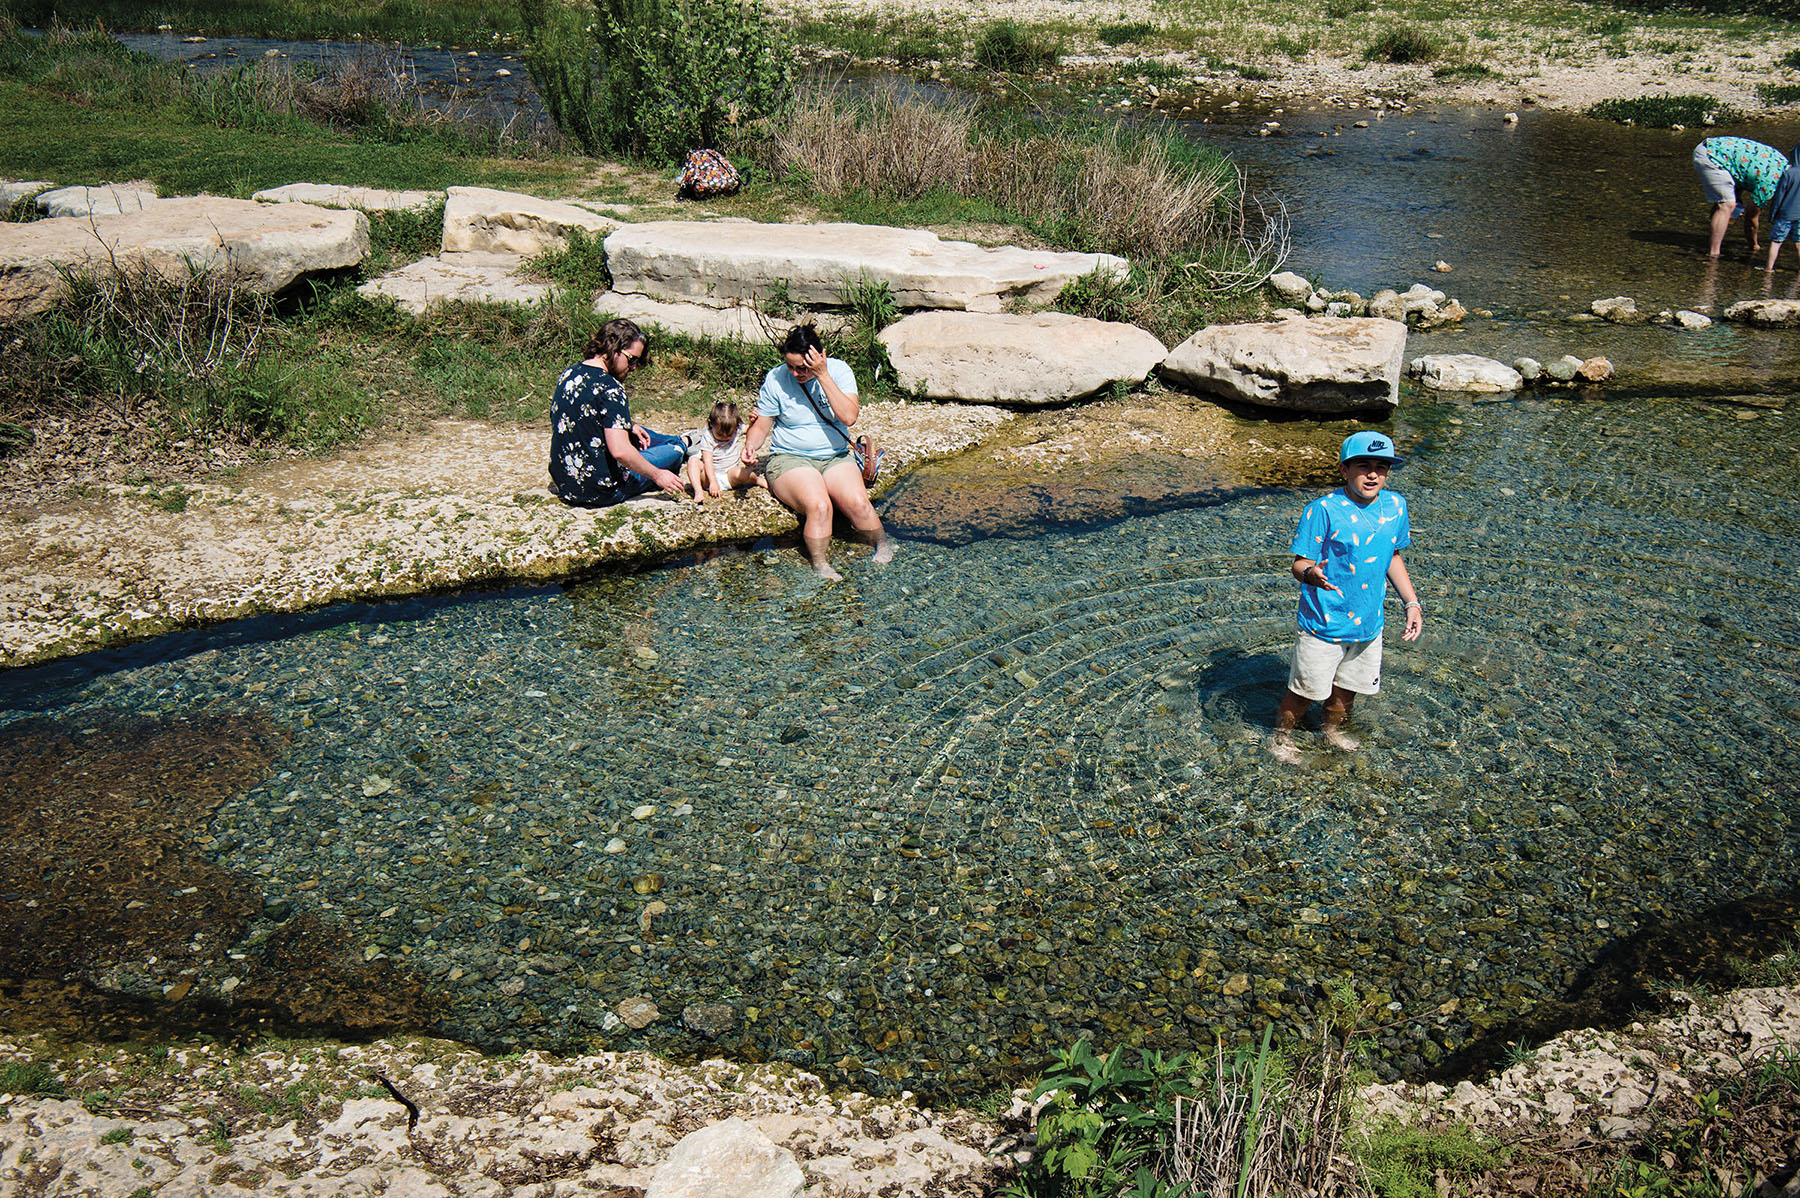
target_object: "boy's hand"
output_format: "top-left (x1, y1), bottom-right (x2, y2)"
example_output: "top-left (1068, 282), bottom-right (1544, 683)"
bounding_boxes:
top-left (1402, 603), bottom-right (1423, 642)
top-left (1301, 562), bottom-right (1339, 593)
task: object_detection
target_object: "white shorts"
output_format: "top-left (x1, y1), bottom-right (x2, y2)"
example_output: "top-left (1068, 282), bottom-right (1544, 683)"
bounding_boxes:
top-left (1693, 142), bottom-right (1737, 205)
top-left (1288, 630), bottom-right (1382, 701)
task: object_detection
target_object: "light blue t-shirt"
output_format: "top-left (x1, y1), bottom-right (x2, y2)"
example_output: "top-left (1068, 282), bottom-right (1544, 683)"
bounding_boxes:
top-left (757, 358), bottom-right (858, 458)
top-left (1291, 488), bottom-right (1411, 643)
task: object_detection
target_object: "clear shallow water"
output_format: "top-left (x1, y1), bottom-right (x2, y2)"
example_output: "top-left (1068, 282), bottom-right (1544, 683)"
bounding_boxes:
top-left (4, 397), bottom-right (1796, 1096)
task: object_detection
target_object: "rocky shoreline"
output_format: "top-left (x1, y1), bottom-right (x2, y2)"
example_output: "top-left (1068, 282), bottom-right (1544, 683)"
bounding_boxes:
top-left (4, 983), bottom-right (1797, 1195)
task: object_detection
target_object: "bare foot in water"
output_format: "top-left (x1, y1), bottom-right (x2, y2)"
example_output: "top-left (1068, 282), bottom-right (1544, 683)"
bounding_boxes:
top-left (1323, 726), bottom-right (1361, 752)
top-left (813, 561), bottom-right (844, 582)
top-left (1267, 733), bottom-right (1302, 765)
top-left (872, 539), bottom-right (894, 564)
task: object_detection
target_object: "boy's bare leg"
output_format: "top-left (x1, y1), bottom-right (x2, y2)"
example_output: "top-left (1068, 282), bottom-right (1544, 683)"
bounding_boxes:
top-left (1321, 686), bottom-right (1361, 751)
top-left (1269, 689), bottom-right (1312, 764)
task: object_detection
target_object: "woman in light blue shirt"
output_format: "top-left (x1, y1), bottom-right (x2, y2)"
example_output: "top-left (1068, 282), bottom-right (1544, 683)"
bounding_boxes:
top-left (744, 325), bottom-right (893, 580)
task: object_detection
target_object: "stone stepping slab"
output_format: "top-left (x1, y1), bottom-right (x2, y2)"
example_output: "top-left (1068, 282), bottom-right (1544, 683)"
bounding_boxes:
top-left (879, 311), bottom-right (1166, 405)
top-left (442, 185), bottom-right (623, 255)
top-left (37, 181), bottom-right (160, 218)
top-left (604, 220), bottom-right (1129, 313)
top-left (254, 183), bottom-right (444, 213)
top-left (0, 180), bottom-right (54, 206)
top-left (592, 291), bottom-right (848, 343)
top-left (0, 197), bottom-right (368, 322)
top-left (1160, 315), bottom-right (1406, 415)
top-left (359, 252), bottom-right (549, 314)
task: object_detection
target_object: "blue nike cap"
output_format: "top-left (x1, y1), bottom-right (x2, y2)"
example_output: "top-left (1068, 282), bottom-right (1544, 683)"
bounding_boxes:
top-left (1339, 430), bottom-right (1400, 463)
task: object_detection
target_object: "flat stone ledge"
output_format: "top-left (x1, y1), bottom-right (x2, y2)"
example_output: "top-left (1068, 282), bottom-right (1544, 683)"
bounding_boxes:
top-left (604, 220), bottom-right (1129, 313)
top-left (36, 180), bottom-right (159, 217)
top-left (595, 291), bottom-right (848, 342)
top-left (1, 180), bottom-right (55, 206)
top-left (0, 197), bottom-right (369, 321)
top-left (879, 310), bottom-right (1167, 405)
top-left (441, 185), bottom-right (622, 255)
top-left (359, 252), bottom-right (548, 313)
top-left (255, 182), bottom-right (444, 213)
top-left (1724, 298), bottom-right (1800, 327)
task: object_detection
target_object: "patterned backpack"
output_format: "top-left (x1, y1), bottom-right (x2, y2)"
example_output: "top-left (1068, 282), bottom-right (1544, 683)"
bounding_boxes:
top-left (675, 149), bottom-right (741, 199)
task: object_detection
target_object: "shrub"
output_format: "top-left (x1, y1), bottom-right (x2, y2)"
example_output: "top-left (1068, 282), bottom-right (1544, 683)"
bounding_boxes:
top-left (1099, 20), bottom-right (1156, 45)
top-left (1364, 24), bottom-right (1437, 63)
top-left (1588, 94), bottom-right (1740, 126)
top-left (1352, 1119), bottom-right (1500, 1198)
top-left (973, 18), bottom-right (1061, 72)
top-left (1758, 82), bottom-right (1800, 105)
top-left (1782, 47), bottom-right (1800, 70)
top-left (0, 1061), bottom-right (62, 1096)
top-left (518, 0), bottom-right (791, 161)
top-left (1433, 62), bottom-right (1498, 80)
top-left (1324, 0), bottom-right (1372, 18)
top-left (529, 226), bottom-right (613, 296)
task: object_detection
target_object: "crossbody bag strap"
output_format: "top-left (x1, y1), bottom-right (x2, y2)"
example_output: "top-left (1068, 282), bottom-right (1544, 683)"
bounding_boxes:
top-left (798, 374), bottom-right (853, 447)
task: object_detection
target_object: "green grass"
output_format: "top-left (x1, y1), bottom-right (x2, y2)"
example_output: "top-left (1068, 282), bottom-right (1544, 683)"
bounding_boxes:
top-left (1098, 20), bottom-right (1158, 45)
top-left (0, 0), bottom-right (520, 43)
top-left (1589, 93), bottom-right (1741, 126)
top-left (100, 1126), bottom-right (135, 1145)
top-left (973, 18), bottom-right (1062, 73)
top-left (1353, 1120), bottom-right (1502, 1198)
top-left (1434, 62), bottom-right (1499, 79)
top-left (1782, 47), bottom-right (1800, 69)
top-left (1758, 81), bottom-right (1800, 104)
top-left (0, 1061), bottom-right (62, 1096)
top-left (790, 11), bottom-right (963, 64)
top-left (1364, 24), bottom-right (1438, 63)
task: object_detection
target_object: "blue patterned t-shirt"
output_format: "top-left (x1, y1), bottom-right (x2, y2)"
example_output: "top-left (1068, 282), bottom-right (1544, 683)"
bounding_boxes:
top-left (1291, 488), bottom-right (1412, 643)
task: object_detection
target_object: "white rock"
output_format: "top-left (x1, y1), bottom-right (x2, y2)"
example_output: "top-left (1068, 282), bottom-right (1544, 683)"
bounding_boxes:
top-left (1724, 298), bottom-right (1800, 326)
top-left (1368, 289), bottom-right (1404, 322)
top-left (1268, 270), bottom-right (1312, 302)
top-left (0, 180), bottom-right (54, 206)
top-left (593, 291), bottom-right (845, 342)
top-left (1513, 356), bottom-right (1542, 380)
top-left (878, 311), bottom-right (1166, 405)
top-left (1410, 353), bottom-right (1522, 392)
top-left (1159, 316), bottom-right (1407, 414)
top-left (1673, 309), bottom-right (1712, 329)
top-left (358, 252), bottom-right (549, 314)
top-left (1590, 295), bottom-right (1643, 324)
top-left (37, 181), bottom-right (160, 217)
top-left (0, 197), bottom-right (369, 321)
top-left (440, 185), bottom-right (620, 255)
top-left (254, 183), bottom-right (444, 213)
top-left (647, 1119), bottom-right (805, 1198)
top-left (603, 221), bottom-right (1129, 313)
top-left (1545, 354), bottom-right (1584, 381)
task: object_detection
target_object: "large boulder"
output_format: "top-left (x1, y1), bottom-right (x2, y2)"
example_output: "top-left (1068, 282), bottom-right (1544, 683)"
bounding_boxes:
top-left (604, 221), bottom-right (1129, 313)
top-left (878, 310), bottom-right (1166, 404)
top-left (358, 252), bottom-right (548, 313)
top-left (255, 182), bottom-right (444, 213)
top-left (440, 185), bottom-right (620, 255)
top-left (646, 1119), bottom-right (804, 1198)
top-left (0, 197), bottom-right (369, 321)
top-left (37, 181), bottom-right (159, 218)
top-left (1159, 316), bottom-right (1406, 414)
top-left (592, 291), bottom-right (844, 342)
top-left (1, 180), bottom-right (54, 206)
top-left (1408, 353), bottom-right (1522, 392)
top-left (1724, 298), bottom-right (1800, 327)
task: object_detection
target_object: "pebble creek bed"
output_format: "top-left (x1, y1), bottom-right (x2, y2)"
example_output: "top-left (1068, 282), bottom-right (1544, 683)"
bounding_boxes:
top-left (2, 394), bottom-right (1795, 1101)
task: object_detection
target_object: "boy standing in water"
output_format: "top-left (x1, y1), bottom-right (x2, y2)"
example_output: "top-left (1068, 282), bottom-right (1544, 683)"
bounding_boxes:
top-left (1269, 431), bottom-right (1424, 764)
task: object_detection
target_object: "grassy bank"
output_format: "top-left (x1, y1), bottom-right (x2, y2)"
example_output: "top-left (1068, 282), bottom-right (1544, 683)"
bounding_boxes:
top-left (0, 0), bottom-right (519, 44)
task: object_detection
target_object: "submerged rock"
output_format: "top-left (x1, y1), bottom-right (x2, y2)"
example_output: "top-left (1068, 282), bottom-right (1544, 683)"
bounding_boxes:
top-left (1591, 296), bottom-right (1644, 324)
top-left (1409, 353), bottom-right (1523, 392)
top-left (1724, 298), bottom-right (1800, 327)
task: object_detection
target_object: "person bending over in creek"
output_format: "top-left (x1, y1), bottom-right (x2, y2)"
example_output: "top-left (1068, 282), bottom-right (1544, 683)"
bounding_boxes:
top-left (1269, 431), bottom-right (1424, 765)
top-left (742, 324), bottom-right (893, 580)
top-left (548, 318), bottom-right (687, 507)
top-left (1692, 135), bottom-right (1789, 260)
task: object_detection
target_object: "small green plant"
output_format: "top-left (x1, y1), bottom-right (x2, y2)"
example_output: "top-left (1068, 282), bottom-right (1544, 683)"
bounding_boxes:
top-left (1364, 24), bottom-right (1437, 64)
top-left (1757, 82), bottom-right (1800, 105)
top-left (1590, 14), bottom-right (1632, 34)
top-left (1589, 94), bottom-right (1740, 127)
top-left (1099, 20), bottom-right (1156, 45)
top-left (1781, 48), bottom-right (1800, 70)
top-left (974, 18), bottom-right (1062, 72)
top-left (1434, 62), bottom-right (1498, 80)
top-left (834, 272), bottom-right (900, 384)
top-left (100, 1126), bottom-right (136, 1145)
top-left (0, 1061), bottom-right (62, 1096)
top-left (1271, 34), bottom-right (1313, 59)
top-left (1324, 0), bottom-right (1372, 18)
top-left (529, 226), bottom-right (613, 297)
top-left (1353, 1119), bottom-right (1500, 1198)
top-left (204, 1117), bottom-right (231, 1152)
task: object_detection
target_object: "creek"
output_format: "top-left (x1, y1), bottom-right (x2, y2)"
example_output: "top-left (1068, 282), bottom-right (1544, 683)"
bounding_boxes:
top-left (4, 38), bottom-right (1799, 1099)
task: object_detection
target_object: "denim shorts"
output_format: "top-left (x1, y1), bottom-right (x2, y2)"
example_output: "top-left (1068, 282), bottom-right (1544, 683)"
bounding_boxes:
top-left (1774, 217), bottom-right (1797, 244)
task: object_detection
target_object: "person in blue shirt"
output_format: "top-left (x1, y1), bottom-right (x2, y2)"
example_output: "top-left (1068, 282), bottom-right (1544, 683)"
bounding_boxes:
top-left (1269, 431), bottom-right (1424, 764)
top-left (1764, 143), bottom-right (1800, 272)
top-left (743, 324), bottom-right (892, 580)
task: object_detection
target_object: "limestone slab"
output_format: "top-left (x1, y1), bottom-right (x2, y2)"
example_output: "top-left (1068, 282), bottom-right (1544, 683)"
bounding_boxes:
top-left (647, 1119), bottom-right (804, 1198)
top-left (879, 310), bottom-right (1166, 405)
top-left (1, 180), bottom-right (54, 206)
top-left (0, 197), bottom-right (369, 321)
top-left (604, 220), bottom-right (1130, 313)
top-left (1409, 353), bottom-right (1523, 392)
top-left (360, 252), bottom-right (548, 313)
top-left (1725, 298), bottom-right (1800, 326)
top-left (441, 185), bottom-right (620, 255)
top-left (36, 181), bottom-right (160, 217)
top-left (254, 182), bottom-right (444, 213)
top-left (1160, 316), bottom-right (1406, 414)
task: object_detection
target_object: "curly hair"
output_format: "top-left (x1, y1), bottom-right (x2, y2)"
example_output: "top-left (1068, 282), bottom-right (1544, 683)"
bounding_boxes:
top-left (779, 323), bottom-right (823, 357)
top-left (583, 318), bottom-right (648, 364)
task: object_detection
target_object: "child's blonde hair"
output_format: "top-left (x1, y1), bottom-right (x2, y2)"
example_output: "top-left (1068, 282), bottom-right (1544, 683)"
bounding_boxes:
top-left (708, 401), bottom-right (741, 440)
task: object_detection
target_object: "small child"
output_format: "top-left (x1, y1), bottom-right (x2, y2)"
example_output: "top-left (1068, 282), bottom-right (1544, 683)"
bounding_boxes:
top-left (1765, 142), bottom-right (1800, 271)
top-left (1269, 431), bottom-right (1424, 764)
top-left (683, 401), bottom-right (765, 503)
